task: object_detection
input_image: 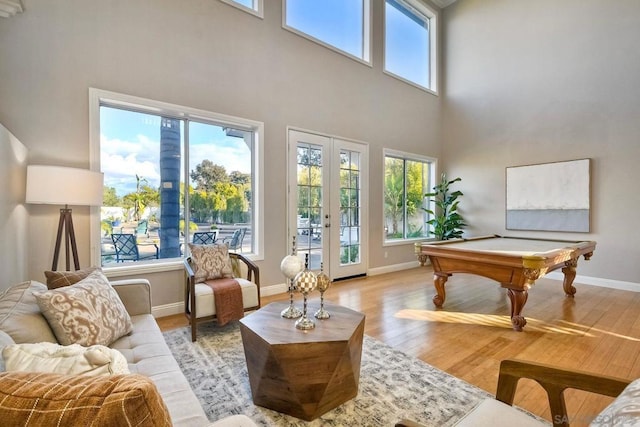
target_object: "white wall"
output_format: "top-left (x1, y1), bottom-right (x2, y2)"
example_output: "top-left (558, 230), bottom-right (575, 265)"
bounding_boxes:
top-left (442, 0), bottom-right (640, 284)
top-left (0, 0), bottom-right (442, 304)
top-left (0, 123), bottom-right (29, 290)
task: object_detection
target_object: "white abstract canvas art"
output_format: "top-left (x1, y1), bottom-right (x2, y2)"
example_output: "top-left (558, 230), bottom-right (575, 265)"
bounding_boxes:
top-left (506, 159), bottom-right (590, 232)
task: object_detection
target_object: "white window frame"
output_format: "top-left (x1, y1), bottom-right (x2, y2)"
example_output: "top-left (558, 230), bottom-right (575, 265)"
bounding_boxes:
top-left (219, 0), bottom-right (264, 19)
top-left (383, 148), bottom-right (437, 246)
top-left (383, 0), bottom-right (438, 94)
top-left (88, 88), bottom-right (265, 276)
top-left (282, 0), bottom-right (372, 66)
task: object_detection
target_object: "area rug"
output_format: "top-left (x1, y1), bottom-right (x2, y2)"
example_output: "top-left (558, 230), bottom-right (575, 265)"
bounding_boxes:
top-left (163, 321), bottom-right (496, 426)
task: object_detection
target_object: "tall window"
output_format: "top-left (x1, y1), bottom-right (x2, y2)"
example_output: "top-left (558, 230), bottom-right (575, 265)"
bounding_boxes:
top-left (284, 0), bottom-right (371, 63)
top-left (384, 0), bottom-right (437, 92)
top-left (220, 0), bottom-right (263, 18)
top-left (90, 89), bottom-right (263, 268)
top-left (384, 150), bottom-right (435, 242)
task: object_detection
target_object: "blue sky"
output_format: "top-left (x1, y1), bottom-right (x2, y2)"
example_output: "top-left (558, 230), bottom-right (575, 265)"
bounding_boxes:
top-left (100, 107), bottom-right (251, 197)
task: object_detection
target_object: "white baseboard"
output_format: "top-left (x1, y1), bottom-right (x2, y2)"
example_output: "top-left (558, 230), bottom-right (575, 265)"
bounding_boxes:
top-left (152, 302), bottom-right (183, 318)
top-left (546, 272), bottom-right (640, 292)
top-left (151, 266), bottom-right (640, 317)
top-left (368, 261), bottom-right (422, 276)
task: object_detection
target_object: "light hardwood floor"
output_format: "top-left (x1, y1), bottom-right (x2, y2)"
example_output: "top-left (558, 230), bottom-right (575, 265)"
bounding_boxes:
top-left (157, 266), bottom-right (640, 426)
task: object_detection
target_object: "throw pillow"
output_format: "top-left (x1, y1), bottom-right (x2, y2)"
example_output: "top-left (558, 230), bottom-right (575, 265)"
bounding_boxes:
top-left (0, 281), bottom-right (57, 344)
top-left (0, 330), bottom-right (15, 371)
top-left (34, 270), bottom-right (133, 347)
top-left (44, 266), bottom-right (100, 290)
top-left (0, 372), bottom-right (172, 427)
top-left (3, 342), bottom-right (130, 376)
top-left (188, 243), bottom-right (234, 283)
top-left (593, 378), bottom-right (640, 426)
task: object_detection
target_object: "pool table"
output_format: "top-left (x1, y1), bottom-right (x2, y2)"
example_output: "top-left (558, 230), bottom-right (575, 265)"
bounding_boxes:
top-left (419, 235), bottom-right (596, 331)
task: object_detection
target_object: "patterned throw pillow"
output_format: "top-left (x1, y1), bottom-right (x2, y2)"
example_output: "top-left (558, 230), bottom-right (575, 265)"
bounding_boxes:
top-left (188, 243), bottom-right (234, 283)
top-left (0, 372), bottom-right (171, 427)
top-left (44, 267), bottom-right (100, 290)
top-left (34, 270), bottom-right (133, 347)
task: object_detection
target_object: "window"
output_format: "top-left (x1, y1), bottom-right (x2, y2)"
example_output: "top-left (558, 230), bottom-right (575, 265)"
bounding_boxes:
top-left (384, 149), bottom-right (435, 242)
top-left (384, 0), bottom-right (437, 92)
top-left (283, 0), bottom-right (371, 63)
top-left (90, 89), bottom-right (264, 269)
top-left (219, 0), bottom-right (263, 18)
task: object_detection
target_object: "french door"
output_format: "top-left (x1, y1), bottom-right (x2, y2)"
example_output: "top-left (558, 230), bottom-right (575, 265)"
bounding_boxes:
top-left (287, 129), bottom-right (368, 280)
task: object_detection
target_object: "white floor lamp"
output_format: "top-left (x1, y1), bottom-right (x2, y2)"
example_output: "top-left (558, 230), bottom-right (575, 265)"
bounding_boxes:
top-left (26, 165), bottom-right (103, 271)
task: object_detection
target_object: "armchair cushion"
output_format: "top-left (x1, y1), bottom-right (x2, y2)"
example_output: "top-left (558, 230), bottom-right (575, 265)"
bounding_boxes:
top-left (188, 243), bottom-right (234, 283)
top-left (34, 270), bottom-right (133, 347)
top-left (453, 398), bottom-right (546, 427)
top-left (44, 267), bottom-right (100, 290)
top-left (594, 378), bottom-right (640, 426)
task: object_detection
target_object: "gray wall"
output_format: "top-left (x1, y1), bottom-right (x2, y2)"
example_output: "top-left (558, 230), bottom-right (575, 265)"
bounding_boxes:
top-left (442, 0), bottom-right (640, 284)
top-left (0, 123), bottom-right (29, 288)
top-left (0, 0), bottom-right (442, 299)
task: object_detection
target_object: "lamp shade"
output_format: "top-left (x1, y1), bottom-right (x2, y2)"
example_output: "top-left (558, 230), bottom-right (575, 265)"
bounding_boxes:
top-left (26, 165), bottom-right (104, 206)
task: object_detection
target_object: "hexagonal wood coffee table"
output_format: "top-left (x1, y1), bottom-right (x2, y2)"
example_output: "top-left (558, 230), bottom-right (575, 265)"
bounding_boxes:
top-left (239, 301), bottom-right (365, 421)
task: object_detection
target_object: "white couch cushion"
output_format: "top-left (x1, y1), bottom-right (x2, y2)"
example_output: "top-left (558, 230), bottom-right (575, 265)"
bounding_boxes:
top-left (454, 398), bottom-right (548, 427)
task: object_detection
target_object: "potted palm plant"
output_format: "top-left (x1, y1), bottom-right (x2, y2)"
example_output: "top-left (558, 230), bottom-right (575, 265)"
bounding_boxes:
top-left (424, 173), bottom-right (467, 240)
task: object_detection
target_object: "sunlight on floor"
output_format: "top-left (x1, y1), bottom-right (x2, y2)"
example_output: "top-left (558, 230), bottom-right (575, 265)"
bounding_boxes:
top-left (394, 309), bottom-right (597, 336)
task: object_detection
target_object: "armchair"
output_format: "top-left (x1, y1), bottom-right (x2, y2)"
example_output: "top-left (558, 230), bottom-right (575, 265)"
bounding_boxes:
top-left (396, 359), bottom-right (633, 427)
top-left (184, 252), bottom-right (260, 342)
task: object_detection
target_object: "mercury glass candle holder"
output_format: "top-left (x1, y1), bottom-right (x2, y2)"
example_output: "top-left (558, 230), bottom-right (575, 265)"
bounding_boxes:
top-left (314, 263), bottom-right (331, 320)
top-left (280, 237), bottom-right (303, 319)
top-left (294, 257), bottom-right (317, 330)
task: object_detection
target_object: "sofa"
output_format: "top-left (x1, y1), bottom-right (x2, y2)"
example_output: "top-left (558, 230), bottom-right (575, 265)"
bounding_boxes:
top-left (0, 275), bottom-right (256, 427)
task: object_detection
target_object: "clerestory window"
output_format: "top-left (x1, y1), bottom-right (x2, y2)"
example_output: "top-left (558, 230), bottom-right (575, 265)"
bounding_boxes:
top-left (384, 0), bottom-right (437, 92)
top-left (219, 0), bottom-right (263, 18)
top-left (283, 0), bottom-right (371, 64)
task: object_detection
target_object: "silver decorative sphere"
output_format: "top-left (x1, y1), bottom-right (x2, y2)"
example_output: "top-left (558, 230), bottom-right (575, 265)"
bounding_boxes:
top-left (280, 255), bottom-right (304, 279)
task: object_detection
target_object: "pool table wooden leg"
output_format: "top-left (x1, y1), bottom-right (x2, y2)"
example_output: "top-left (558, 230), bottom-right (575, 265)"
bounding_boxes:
top-left (432, 273), bottom-right (449, 308)
top-left (507, 288), bottom-right (528, 331)
top-left (562, 259), bottom-right (578, 296)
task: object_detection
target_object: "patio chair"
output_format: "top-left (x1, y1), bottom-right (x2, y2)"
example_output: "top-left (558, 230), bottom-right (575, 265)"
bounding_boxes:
top-left (136, 219), bottom-right (149, 237)
top-left (111, 233), bottom-right (158, 262)
top-left (184, 251), bottom-right (260, 341)
top-left (193, 231), bottom-right (217, 245)
top-left (223, 227), bottom-right (247, 252)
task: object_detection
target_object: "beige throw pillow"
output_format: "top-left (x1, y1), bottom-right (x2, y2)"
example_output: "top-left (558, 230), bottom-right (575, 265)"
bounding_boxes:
top-left (44, 267), bottom-right (100, 290)
top-left (3, 342), bottom-right (130, 376)
top-left (34, 270), bottom-right (133, 347)
top-left (189, 243), bottom-right (234, 283)
top-left (0, 281), bottom-right (57, 344)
